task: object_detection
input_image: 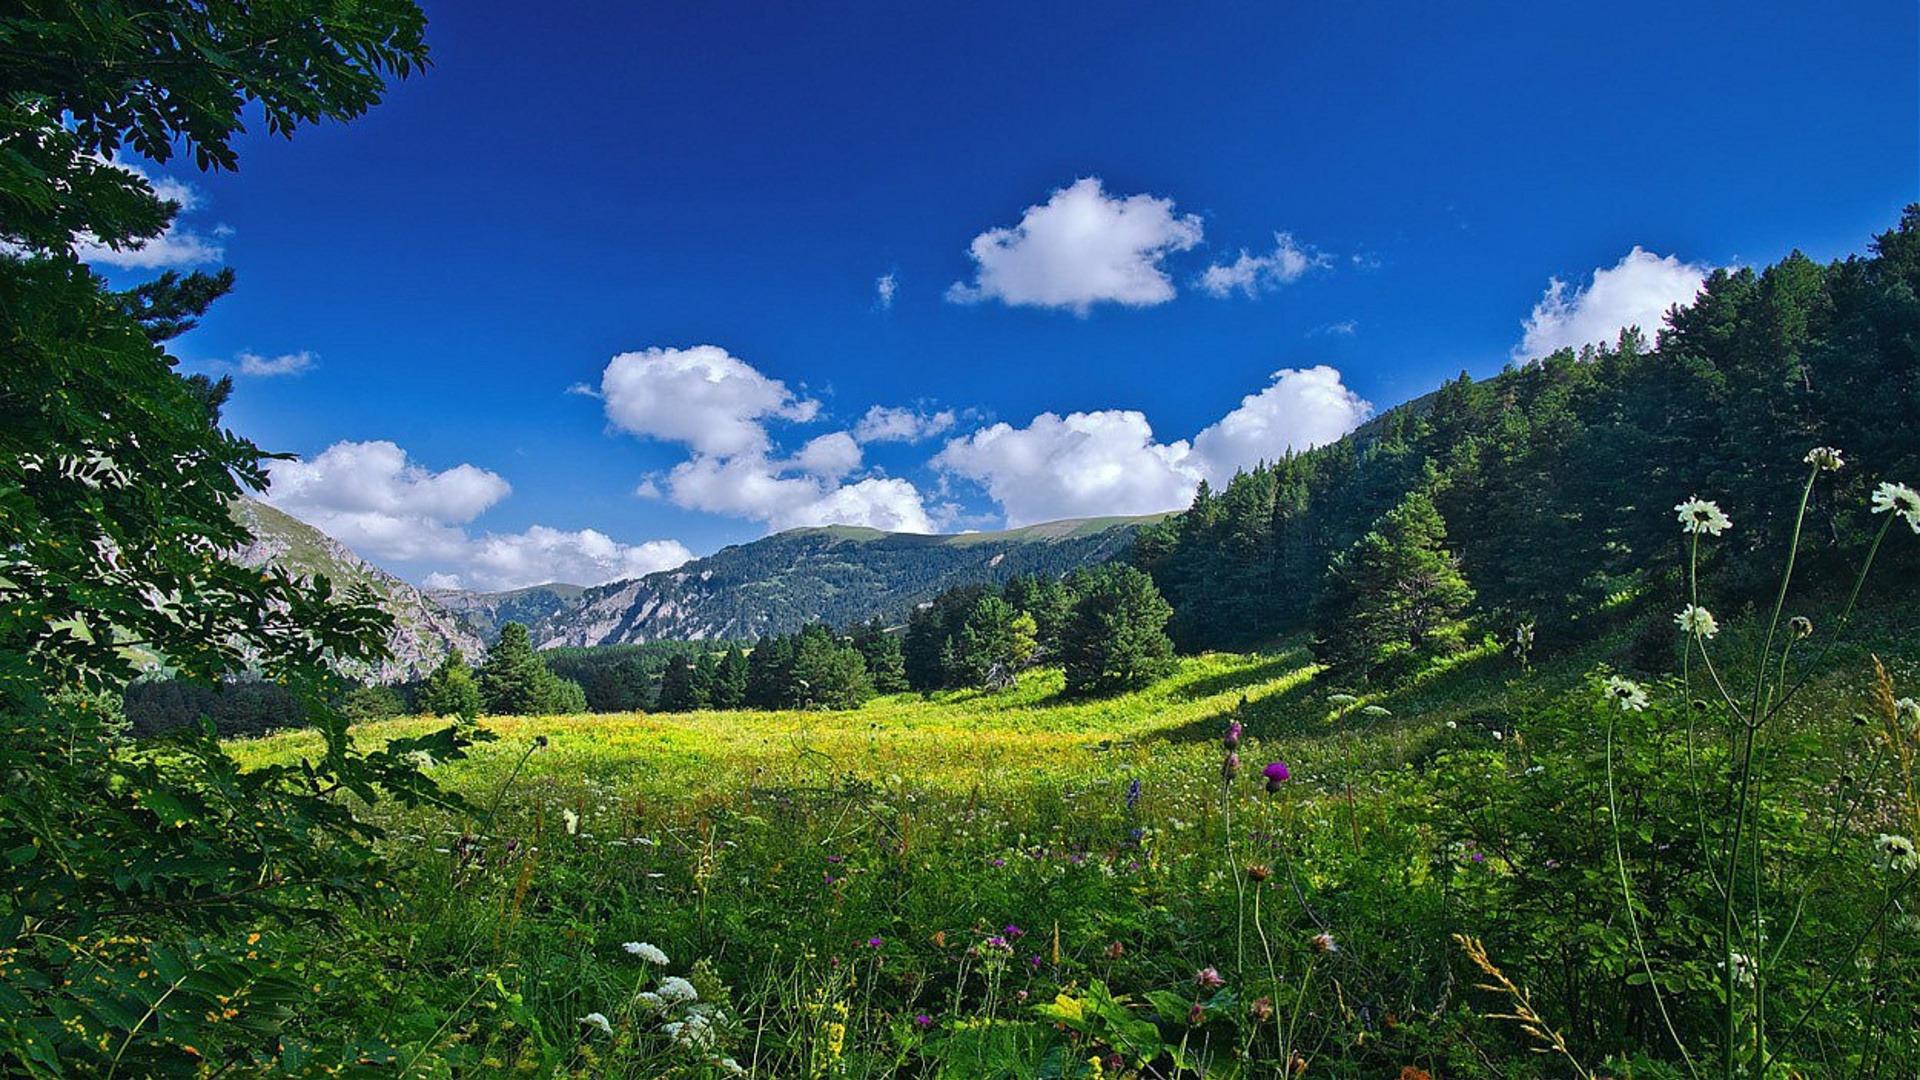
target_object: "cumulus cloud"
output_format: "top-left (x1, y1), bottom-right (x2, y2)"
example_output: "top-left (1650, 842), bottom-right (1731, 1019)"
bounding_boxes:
top-left (946, 177), bottom-right (1203, 314)
top-left (935, 368), bottom-right (1372, 526)
top-left (72, 162), bottom-right (226, 269)
top-left (600, 344), bottom-right (818, 456)
top-left (933, 410), bottom-right (1202, 527)
top-left (1517, 246), bottom-right (1710, 360)
top-left (875, 273), bottom-right (897, 309)
top-left (236, 350), bottom-right (316, 378)
top-left (1199, 233), bottom-right (1329, 298)
top-left (852, 404), bottom-right (957, 444)
top-left (792, 431), bottom-right (863, 481)
top-left (665, 452), bottom-right (934, 533)
top-left (1190, 367), bottom-right (1372, 483)
top-left (264, 440), bottom-right (689, 591)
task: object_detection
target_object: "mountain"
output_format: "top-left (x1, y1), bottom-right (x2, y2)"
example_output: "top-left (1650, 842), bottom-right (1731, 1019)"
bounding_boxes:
top-left (525, 516), bottom-right (1162, 647)
top-left (425, 582), bottom-right (585, 644)
top-left (229, 497), bottom-right (486, 681)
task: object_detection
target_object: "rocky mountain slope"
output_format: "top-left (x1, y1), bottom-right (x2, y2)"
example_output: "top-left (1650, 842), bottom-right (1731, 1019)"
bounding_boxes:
top-left (229, 497), bottom-right (487, 681)
top-left (524, 516), bottom-right (1160, 647)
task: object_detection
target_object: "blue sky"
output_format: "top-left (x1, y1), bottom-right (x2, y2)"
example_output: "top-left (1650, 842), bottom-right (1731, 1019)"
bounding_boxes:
top-left (90, 0), bottom-right (1917, 591)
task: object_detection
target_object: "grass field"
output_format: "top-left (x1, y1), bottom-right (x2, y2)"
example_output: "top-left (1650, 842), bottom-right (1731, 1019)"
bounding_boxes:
top-left (229, 632), bottom-right (1919, 1079)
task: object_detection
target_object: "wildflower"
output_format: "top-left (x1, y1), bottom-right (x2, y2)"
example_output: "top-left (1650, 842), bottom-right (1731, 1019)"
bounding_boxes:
top-left (1105, 941), bottom-right (1126, 960)
top-left (623, 941), bottom-right (669, 964)
top-left (1221, 751), bottom-right (1240, 780)
top-left (1195, 966), bottom-right (1226, 990)
top-left (1603, 675), bottom-right (1649, 712)
top-left (1248, 996), bottom-right (1274, 1022)
top-left (636, 991), bottom-right (666, 1012)
top-left (1125, 777), bottom-right (1142, 811)
top-left (1789, 615), bottom-right (1813, 640)
top-left (665, 1012), bottom-right (716, 1050)
top-left (1187, 1000), bottom-right (1206, 1026)
top-left (1675, 605), bottom-right (1720, 639)
top-left (913, 1014), bottom-right (932, 1029)
top-left (658, 976), bottom-right (699, 1003)
top-left (1328, 693), bottom-right (1358, 705)
top-left (866, 937), bottom-right (884, 948)
top-left (1724, 952), bottom-right (1756, 989)
top-left (719, 1059), bottom-right (745, 1077)
top-left (1871, 481), bottom-right (1920, 532)
top-left (1361, 705), bottom-right (1391, 717)
top-left (1804, 446), bottom-right (1844, 472)
top-left (1262, 761), bottom-right (1291, 793)
top-left (1004, 924), bottom-right (1025, 939)
top-left (562, 808), bottom-right (580, 835)
top-left (1674, 496), bottom-right (1732, 536)
top-left (1246, 863), bottom-right (1271, 882)
top-left (1223, 720), bottom-right (1243, 750)
top-left (1308, 932), bottom-right (1339, 954)
top-left (534, 734), bottom-right (550, 748)
top-left (1875, 833), bottom-right (1919, 873)
top-left (579, 1012), bottom-right (613, 1036)
top-left (1895, 698), bottom-right (1920, 725)
top-left (1444, 720), bottom-right (1457, 729)
top-left (1491, 730), bottom-right (1503, 741)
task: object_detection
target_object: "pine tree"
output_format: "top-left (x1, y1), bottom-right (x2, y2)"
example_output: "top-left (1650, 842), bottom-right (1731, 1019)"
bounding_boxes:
top-left (478, 623), bottom-right (585, 715)
top-left (418, 648), bottom-right (482, 717)
top-left (657, 654), bottom-right (698, 713)
top-left (711, 646), bottom-right (751, 709)
top-left (1060, 565), bottom-right (1177, 697)
top-left (850, 617), bottom-right (908, 693)
top-left (1311, 491), bottom-right (1475, 680)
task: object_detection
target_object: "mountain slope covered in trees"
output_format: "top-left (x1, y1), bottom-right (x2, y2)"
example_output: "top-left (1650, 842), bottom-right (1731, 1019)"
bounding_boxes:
top-left (1136, 209), bottom-right (1920, 667)
top-left (526, 516), bottom-right (1160, 647)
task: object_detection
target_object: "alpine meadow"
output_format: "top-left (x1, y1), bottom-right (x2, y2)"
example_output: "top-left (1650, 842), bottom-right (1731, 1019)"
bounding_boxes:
top-left (4, 3), bottom-right (1919, 1080)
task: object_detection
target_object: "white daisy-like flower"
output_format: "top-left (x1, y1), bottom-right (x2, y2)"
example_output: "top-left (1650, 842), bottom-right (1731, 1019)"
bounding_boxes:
top-left (1675, 496), bottom-right (1732, 536)
top-left (1804, 446), bottom-right (1844, 472)
top-left (1871, 482), bottom-right (1920, 533)
top-left (623, 941), bottom-right (669, 964)
top-left (1675, 605), bottom-right (1720, 638)
top-left (579, 1012), bottom-right (613, 1036)
top-left (1603, 675), bottom-right (1649, 712)
top-left (658, 976), bottom-right (699, 1003)
top-left (1875, 833), bottom-right (1919, 873)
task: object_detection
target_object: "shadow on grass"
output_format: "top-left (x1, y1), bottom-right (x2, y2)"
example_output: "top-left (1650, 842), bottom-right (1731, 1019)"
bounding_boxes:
top-left (1170, 648), bottom-right (1315, 702)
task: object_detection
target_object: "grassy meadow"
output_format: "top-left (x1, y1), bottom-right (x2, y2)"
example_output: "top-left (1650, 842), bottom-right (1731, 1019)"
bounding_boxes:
top-left (225, 626), bottom-right (1920, 1079)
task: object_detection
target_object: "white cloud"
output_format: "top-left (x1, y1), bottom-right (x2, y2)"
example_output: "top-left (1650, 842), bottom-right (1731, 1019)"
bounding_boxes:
top-left (852, 404), bottom-right (957, 444)
top-left (73, 162), bottom-right (226, 269)
top-left (1199, 233), bottom-right (1328, 298)
top-left (875, 273), bottom-right (897, 309)
top-left (934, 368), bottom-right (1372, 526)
top-left (1190, 367), bottom-right (1372, 483)
top-left (236, 350), bottom-right (316, 378)
top-left (792, 431), bottom-right (863, 481)
top-left (1517, 246), bottom-right (1709, 360)
top-left (933, 410), bottom-right (1202, 527)
top-left (946, 177), bottom-right (1203, 314)
top-left (665, 452), bottom-right (934, 533)
top-left (264, 440), bottom-right (689, 591)
top-left (600, 344), bottom-right (818, 456)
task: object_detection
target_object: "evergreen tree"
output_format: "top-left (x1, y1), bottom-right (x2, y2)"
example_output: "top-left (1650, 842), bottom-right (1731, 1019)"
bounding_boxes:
top-left (745, 634), bottom-right (795, 709)
top-left (418, 648), bottom-right (482, 717)
top-left (657, 654), bottom-right (699, 713)
top-left (478, 623), bottom-right (587, 715)
top-left (711, 646), bottom-right (751, 709)
top-left (1060, 565), bottom-right (1177, 697)
top-left (691, 652), bottom-right (720, 709)
top-left (850, 617), bottom-right (908, 693)
top-left (1311, 491), bottom-right (1475, 680)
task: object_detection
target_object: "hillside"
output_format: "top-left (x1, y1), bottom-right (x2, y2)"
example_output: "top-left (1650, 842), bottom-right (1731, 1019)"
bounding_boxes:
top-left (424, 582), bottom-right (585, 643)
top-left (229, 497), bottom-right (486, 681)
top-left (526, 514), bottom-right (1162, 647)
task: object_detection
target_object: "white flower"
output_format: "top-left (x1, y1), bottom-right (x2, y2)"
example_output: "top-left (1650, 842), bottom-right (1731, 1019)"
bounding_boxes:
top-left (1444, 720), bottom-right (1457, 729)
top-left (562, 808), bottom-right (580, 835)
top-left (1875, 833), bottom-right (1919, 873)
top-left (1675, 605), bottom-right (1720, 639)
top-left (719, 1058), bottom-right (745, 1077)
top-left (1308, 931), bottom-right (1339, 954)
top-left (1895, 698), bottom-right (1920, 727)
top-left (1724, 952), bottom-right (1756, 990)
top-left (658, 976), bottom-right (699, 1003)
top-left (1675, 496), bottom-right (1732, 536)
top-left (1361, 705), bottom-right (1391, 717)
top-left (1804, 446), bottom-right (1844, 472)
top-left (1491, 730), bottom-right (1503, 741)
top-left (665, 1012), bottom-right (716, 1049)
top-left (579, 1012), bottom-right (613, 1036)
top-left (1872, 482), bottom-right (1920, 533)
top-left (1328, 693), bottom-right (1358, 704)
top-left (623, 941), bottom-right (669, 964)
top-left (1603, 675), bottom-right (1649, 712)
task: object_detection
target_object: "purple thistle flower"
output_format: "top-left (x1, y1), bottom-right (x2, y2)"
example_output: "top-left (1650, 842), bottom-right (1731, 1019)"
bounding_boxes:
top-left (868, 936), bottom-right (885, 947)
top-left (914, 1014), bottom-right (932, 1029)
top-left (1223, 721), bottom-right (1243, 750)
top-left (1262, 761), bottom-right (1291, 792)
top-left (1221, 751), bottom-right (1241, 780)
top-left (1196, 965), bottom-right (1225, 990)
